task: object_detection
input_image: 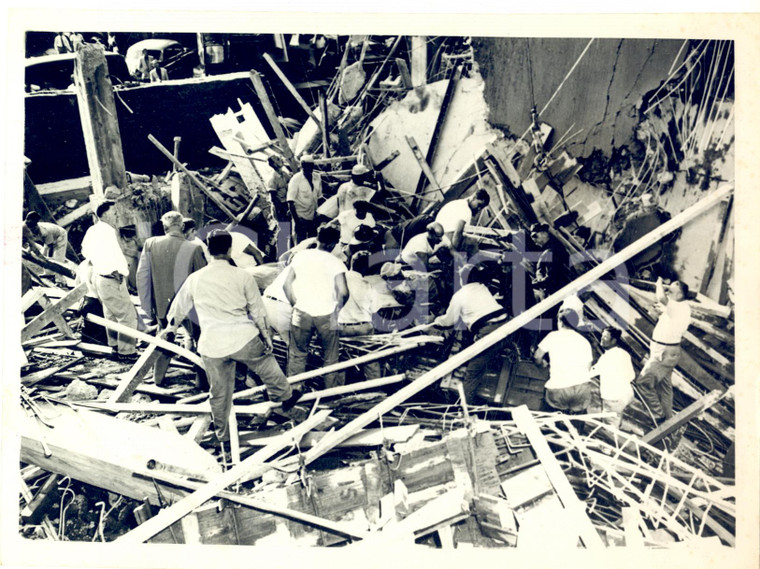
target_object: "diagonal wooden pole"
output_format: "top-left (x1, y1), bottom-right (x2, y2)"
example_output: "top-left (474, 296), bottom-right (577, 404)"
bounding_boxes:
top-left (116, 410), bottom-right (330, 544)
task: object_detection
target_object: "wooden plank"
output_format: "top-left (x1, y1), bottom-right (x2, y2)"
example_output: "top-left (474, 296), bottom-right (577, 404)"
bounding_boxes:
top-left (85, 313), bottom-right (204, 369)
top-left (21, 288), bottom-right (46, 314)
top-left (242, 425), bottom-right (420, 449)
top-left (301, 185), bottom-right (734, 466)
top-left (21, 283), bottom-right (87, 342)
top-left (73, 44), bottom-right (127, 195)
top-left (185, 415), bottom-right (212, 443)
top-left (395, 58), bottom-right (412, 90)
top-left (116, 410), bottom-right (331, 544)
top-left (56, 203), bottom-right (92, 228)
top-left (410, 36), bottom-right (427, 87)
top-left (412, 65), bottom-right (461, 211)
top-left (148, 134), bottom-right (238, 222)
top-left (511, 405), bottom-right (603, 549)
top-left (405, 136), bottom-right (441, 196)
top-left (22, 355), bottom-right (85, 387)
top-left (263, 52), bottom-right (322, 128)
top-left (178, 343), bottom-right (422, 404)
top-left (642, 389), bottom-right (724, 445)
top-left (108, 344), bottom-right (164, 403)
top-left (249, 70), bottom-right (299, 171)
top-left (318, 90), bottom-right (330, 159)
top-left (136, 467), bottom-right (370, 540)
top-left (19, 477), bottom-right (59, 541)
top-left (228, 406), bottom-right (241, 467)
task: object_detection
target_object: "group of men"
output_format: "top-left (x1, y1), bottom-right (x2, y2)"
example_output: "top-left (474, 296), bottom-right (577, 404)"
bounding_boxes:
top-left (22, 162), bottom-right (692, 459)
top-left (533, 277), bottom-right (691, 428)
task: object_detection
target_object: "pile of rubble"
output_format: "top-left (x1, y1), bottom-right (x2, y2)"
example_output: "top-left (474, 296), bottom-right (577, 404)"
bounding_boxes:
top-left (18, 36), bottom-right (735, 548)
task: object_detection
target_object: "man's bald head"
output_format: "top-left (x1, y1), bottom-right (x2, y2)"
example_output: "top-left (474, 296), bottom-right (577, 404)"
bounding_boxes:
top-left (426, 222), bottom-right (444, 244)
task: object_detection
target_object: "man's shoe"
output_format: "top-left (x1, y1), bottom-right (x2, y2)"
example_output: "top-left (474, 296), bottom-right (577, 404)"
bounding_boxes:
top-left (116, 352), bottom-right (139, 363)
top-left (281, 389), bottom-right (303, 412)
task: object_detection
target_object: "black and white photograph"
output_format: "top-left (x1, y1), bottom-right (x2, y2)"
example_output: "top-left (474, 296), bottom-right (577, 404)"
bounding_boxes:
top-left (2, 7), bottom-right (759, 569)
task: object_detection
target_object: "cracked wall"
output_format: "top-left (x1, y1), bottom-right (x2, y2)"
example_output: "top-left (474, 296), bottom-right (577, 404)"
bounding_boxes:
top-left (471, 38), bottom-right (685, 160)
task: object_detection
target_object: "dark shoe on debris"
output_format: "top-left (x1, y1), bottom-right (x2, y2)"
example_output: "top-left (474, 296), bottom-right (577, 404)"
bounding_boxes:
top-left (115, 352), bottom-right (139, 363)
top-left (281, 389), bottom-right (303, 412)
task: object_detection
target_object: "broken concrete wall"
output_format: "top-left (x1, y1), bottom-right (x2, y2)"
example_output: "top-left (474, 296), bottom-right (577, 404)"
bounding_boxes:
top-left (367, 75), bottom-right (499, 199)
top-left (471, 38), bottom-right (685, 160)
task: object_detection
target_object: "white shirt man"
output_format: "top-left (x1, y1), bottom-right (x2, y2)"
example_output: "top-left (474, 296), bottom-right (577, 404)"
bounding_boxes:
top-left (590, 327), bottom-right (635, 427)
top-left (432, 264), bottom-right (508, 404)
top-left (336, 206), bottom-right (375, 246)
top-left (534, 311), bottom-right (593, 413)
top-left (164, 230), bottom-right (298, 448)
top-left (635, 277), bottom-right (692, 422)
top-left (400, 223), bottom-right (451, 267)
top-left (284, 225), bottom-right (349, 388)
top-left (434, 190), bottom-right (490, 250)
top-left (80, 201), bottom-right (137, 357)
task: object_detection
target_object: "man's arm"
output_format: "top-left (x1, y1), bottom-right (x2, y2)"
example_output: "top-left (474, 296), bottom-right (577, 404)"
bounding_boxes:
top-left (334, 272), bottom-right (349, 311)
top-left (163, 279), bottom-right (192, 336)
top-left (282, 265), bottom-right (297, 306)
top-left (655, 276), bottom-right (668, 305)
top-left (451, 219), bottom-right (466, 250)
top-left (533, 346), bottom-right (548, 367)
top-left (135, 244), bottom-right (153, 318)
top-left (243, 243), bottom-right (265, 266)
top-left (433, 293), bottom-right (461, 328)
top-left (244, 275), bottom-right (273, 353)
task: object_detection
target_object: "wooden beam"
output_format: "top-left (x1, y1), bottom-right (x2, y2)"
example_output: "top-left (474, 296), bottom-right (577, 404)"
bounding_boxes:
top-left (262, 52), bottom-right (322, 128)
top-left (319, 90), bottom-right (330, 159)
top-left (85, 313), bottom-right (204, 369)
top-left (512, 405), bottom-right (603, 549)
top-left (185, 415), bottom-right (212, 443)
top-left (406, 135), bottom-right (441, 198)
top-left (135, 467), bottom-right (370, 540)
top-left (56, 203), bottom-right (92, 228)
top-left (148, 134), bottom-right (238, 222)
top-left (410, 36), bottom-right (427, 87)
top-left (249, 70), bottom-right (299, 172)
top-left (412, 66), bottom-right (461, 211)
top-left (116, 410), bottom-right (330, 544)
top-left (108, 344), bottom-right (164, 403)
top-left (300, 184), bottom-right (734, 465)
top-left (73, 44), bottom-right (128, 195)
top-left (21, 283), bottom-right (87, 342)
top-left (178, 342), bottom-right (426, 404)
top-left (642, 389), bottom-right (725, 445)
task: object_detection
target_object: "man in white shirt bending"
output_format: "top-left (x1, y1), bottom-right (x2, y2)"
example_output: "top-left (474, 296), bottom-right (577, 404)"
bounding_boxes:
top-left (434, 189), bottom-right (490, 251)
top-left (399, 222), bottom-right (452, 270)
top-left (432, 263), bottom-right (509, 404)
top-left (534, 310), bottom-right (593, 414)
top-left (634, 277), bottom-right (692, 423)
top-left (80, 201), bottom-right (138, 359)
top-left (590, 326), bottom-right (635, 428)
top-left (284, 225), bottom-right (349, 388)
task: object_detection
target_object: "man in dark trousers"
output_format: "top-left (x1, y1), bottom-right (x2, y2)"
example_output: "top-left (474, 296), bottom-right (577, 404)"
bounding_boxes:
top-left (163, 230), bottom-right (300, 458)
top-left (137, 211), bottom-right (207, 385)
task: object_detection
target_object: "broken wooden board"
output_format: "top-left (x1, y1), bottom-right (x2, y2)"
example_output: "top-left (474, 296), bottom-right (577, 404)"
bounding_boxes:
top-left (19, 402), bottom-right (221, 506)
top-left (116, 410), bottom-right (331, 543)
top-left (511, 405), bottom-right (603, 549)
top-left (85, 313), bottom-right (204, 369)
top-left (21, 283), bottom-right (87, 342)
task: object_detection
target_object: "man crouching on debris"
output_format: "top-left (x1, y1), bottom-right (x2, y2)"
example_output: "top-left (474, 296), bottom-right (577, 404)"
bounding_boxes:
top-left (533, 310), bottom-right (593, 414)
top-left (162, 230), bottom-right (301, 453)
top-left (634, 277), bottom-right (691, 424)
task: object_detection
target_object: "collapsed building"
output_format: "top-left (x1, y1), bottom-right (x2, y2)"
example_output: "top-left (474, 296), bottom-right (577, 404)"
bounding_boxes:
top-left (15, 35), bottom-right (737, 551)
